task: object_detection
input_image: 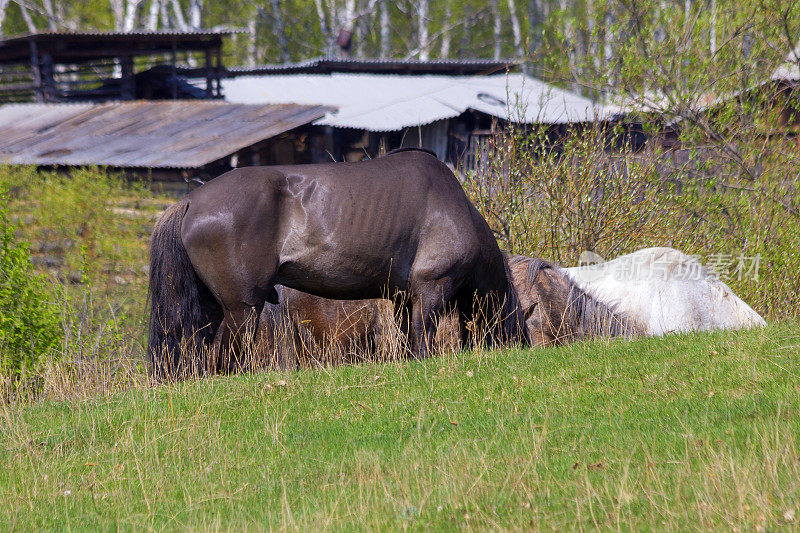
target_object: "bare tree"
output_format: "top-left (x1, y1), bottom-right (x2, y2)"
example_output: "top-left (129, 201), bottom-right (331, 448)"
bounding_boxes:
top-left (270, 0), bottom-right (290, 62)
top-left (491, 0), bottom-right (502, 60)
top-left (559, 0), bottom-right (580, 92)
top-left (188, 0), bottom-right (202, 29)
top-left (709, 0), bottom-right (716, 54)
top-left (379, 0), bottom-right (390, 57)
top-left (355, 0), bottom-right (379, 58)
top-left (604, 1), bottom-right (616, 90)
top-left (0, 0), bottom-right (12, 33)
top-left (18, 1), bottom-right (38, 32)
top-left (145, 0), bottom-right (160, 30)
top-left (440, 2), bottom-right (451, 58)
top-left (418, 0), bottom-right (429, 60)
top-left (169, 0), bottom-right (188, 30)
top-left (41, 0), bottom-right (58, 30)
top-left (313, 0), bottom-right (332, 54)
top-left (507, 0), bottom-right (523, 57)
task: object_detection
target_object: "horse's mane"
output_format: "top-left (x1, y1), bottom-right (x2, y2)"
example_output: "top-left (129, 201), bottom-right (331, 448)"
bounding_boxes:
top-left (508, 254), bottom-right (642, 340)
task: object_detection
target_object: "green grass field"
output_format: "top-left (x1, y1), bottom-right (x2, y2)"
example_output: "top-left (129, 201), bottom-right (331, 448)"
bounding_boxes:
top-left (1, 324), bottom-right (798, 531)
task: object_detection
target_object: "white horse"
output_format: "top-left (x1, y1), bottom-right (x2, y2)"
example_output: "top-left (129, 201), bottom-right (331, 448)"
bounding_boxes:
top-left (563, 247), bottom-right (766, 336)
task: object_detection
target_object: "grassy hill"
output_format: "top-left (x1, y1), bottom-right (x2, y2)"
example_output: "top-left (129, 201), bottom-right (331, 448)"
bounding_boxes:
top-left (1, 324), bottom-right (798, 530)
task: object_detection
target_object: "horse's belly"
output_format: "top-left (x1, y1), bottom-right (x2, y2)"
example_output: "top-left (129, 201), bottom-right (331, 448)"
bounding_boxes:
top-left (276, 253), bottom-right (407, 300)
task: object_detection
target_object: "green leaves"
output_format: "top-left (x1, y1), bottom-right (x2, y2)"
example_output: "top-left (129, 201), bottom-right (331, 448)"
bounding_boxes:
top-left (0, 187), bottom-right (62, 380)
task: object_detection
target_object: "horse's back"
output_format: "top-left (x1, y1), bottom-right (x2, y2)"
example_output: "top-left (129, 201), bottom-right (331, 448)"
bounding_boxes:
top-left (565, 247), bottom-right (765, 335)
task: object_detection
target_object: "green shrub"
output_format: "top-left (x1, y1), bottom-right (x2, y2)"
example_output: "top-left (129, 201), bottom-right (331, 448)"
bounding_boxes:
top-left (0, 188), bottom-right (62, 378)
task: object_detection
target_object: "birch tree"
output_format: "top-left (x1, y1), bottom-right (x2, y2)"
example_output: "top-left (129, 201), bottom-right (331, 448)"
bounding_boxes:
top-left (0, 0), bottom-right (9, 34)
top-left (270, 0), bottom-right (289, 62)
top-left (379, 0), bottom-right (389, 57)
top-left (440, 2), bottom-right (451, 58)
top-left (188, 0), bottom-right (202, 29)
top-left (418, 0), bottom-right (429, 60)
top-left (18, 1), bottom-right (38, 32)
top-left (145, 0), bottom-right (160, 30)
top-left (507, 0), bottom-right (523, 57)
top-left (709, 0), bottom-right (716, 54)
top-left (491, 0), bottom-right (502, 60)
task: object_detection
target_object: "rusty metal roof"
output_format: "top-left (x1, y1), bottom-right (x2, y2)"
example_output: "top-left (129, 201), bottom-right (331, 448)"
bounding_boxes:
top-left (0, 100), bottom-right (329, 169)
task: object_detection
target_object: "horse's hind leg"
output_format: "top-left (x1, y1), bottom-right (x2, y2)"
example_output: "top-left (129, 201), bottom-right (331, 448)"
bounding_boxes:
top-left (410, 280), bottom-right (453, 359)
top-left (215, 304), bottom-right (263, 373)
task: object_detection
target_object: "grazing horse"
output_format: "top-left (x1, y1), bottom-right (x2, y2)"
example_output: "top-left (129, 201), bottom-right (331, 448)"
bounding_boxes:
top-left (259, 286), bottom-right (391, 366)
top-left (148, 149), bottom-right (528, 378)
top-left (563, 247), bottom-right (766, 335)
top-left (506, 255), bottom-right (642, 346)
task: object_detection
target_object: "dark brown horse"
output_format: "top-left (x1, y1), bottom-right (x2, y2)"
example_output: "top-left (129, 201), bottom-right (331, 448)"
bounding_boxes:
top-left (148, 150), bottom-right (528, 378)
top-left (506, 255), bottom-right (641, 346)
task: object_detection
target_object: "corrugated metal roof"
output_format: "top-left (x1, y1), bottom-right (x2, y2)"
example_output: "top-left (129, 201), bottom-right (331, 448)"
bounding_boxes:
top-left (221, 73), bottom-right (607, 131)
top-left (229, 56), bottom-right (519, 76)
top-left (0, 100), bottom-right (329, 168)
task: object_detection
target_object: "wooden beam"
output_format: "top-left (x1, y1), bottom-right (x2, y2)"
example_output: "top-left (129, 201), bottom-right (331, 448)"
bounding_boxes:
top-left (214, 45), bottom-right (222, 98)
top-left (171, 39), bottom-right (178, 100)
top-left (29, 40), bottom-right (43, 103)
top-left (205, 47), bottom-right (213, 99)
top-left (40, 53), bottom-right (54, 102)
top-left (120, 55), bottom-right (135, 100)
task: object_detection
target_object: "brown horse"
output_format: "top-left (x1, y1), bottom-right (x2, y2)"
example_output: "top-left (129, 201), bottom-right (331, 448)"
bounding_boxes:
top-left (148, 149), bottom-right (528, 378)
top-left (259, 286), bottom-right (391, 366)
top-left (506, 255), bottom-right (642, 346)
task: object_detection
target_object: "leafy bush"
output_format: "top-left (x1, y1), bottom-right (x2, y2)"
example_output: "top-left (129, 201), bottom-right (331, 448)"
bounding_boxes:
top-left (0, 188), bottom-right (62, 378)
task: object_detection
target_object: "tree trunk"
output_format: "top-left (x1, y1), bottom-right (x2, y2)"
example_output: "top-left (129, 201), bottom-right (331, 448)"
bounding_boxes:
top-left (527, 0), bottom-right (541, 72)
top-left (18, 2), bottom-right (38, 32)
top-left (586, 0), bottom-right (599, 75)
top-left (0, 0), bottom-right (12, 34)
top-left (356, 0), bottom-right (378, 58)
top-left (379, 0), bottom-right (390, 58)
top-left (458, 3), bottom-right (472, 57)
top-left (491, 0), bottom-right (502, 60)
top-left (110, 0), bottom-right (124, 30)
top-left (123, 0), bottom-right (143, 31)
top-left (270, 0), bottom-right (290, 62)
top-left (709, 0), bottom-right (716, 54)
top-left (188, 0), bottom-right (202, 29)
top-left (440, 2), bottom-right (451, 58)
top-left (146, 0), bottom-right (160, 30)
top-left (418, 0), bottom-right (429, 60)
top-left (313, 0), bottom-right (331, 55)
top-left (604, 2), bottom-right (616, 91)
top-left (507, 0), bottom-right (523, 57)
top-left (169, 0), bottom-right (188, 31)
top-left (41, 0), bottom-right (58, 30)
top-left (560, 0), bottom-right (580, 93)
top-left (247, 17), bottom-right (257, 66)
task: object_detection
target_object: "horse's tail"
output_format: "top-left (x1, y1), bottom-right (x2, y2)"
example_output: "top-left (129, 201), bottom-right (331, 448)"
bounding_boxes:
top-left (147, 199), bottom-right (220, 380)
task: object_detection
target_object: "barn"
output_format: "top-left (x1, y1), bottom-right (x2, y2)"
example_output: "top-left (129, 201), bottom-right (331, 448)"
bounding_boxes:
top-left (220, 60), bottom-right (609, 169)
